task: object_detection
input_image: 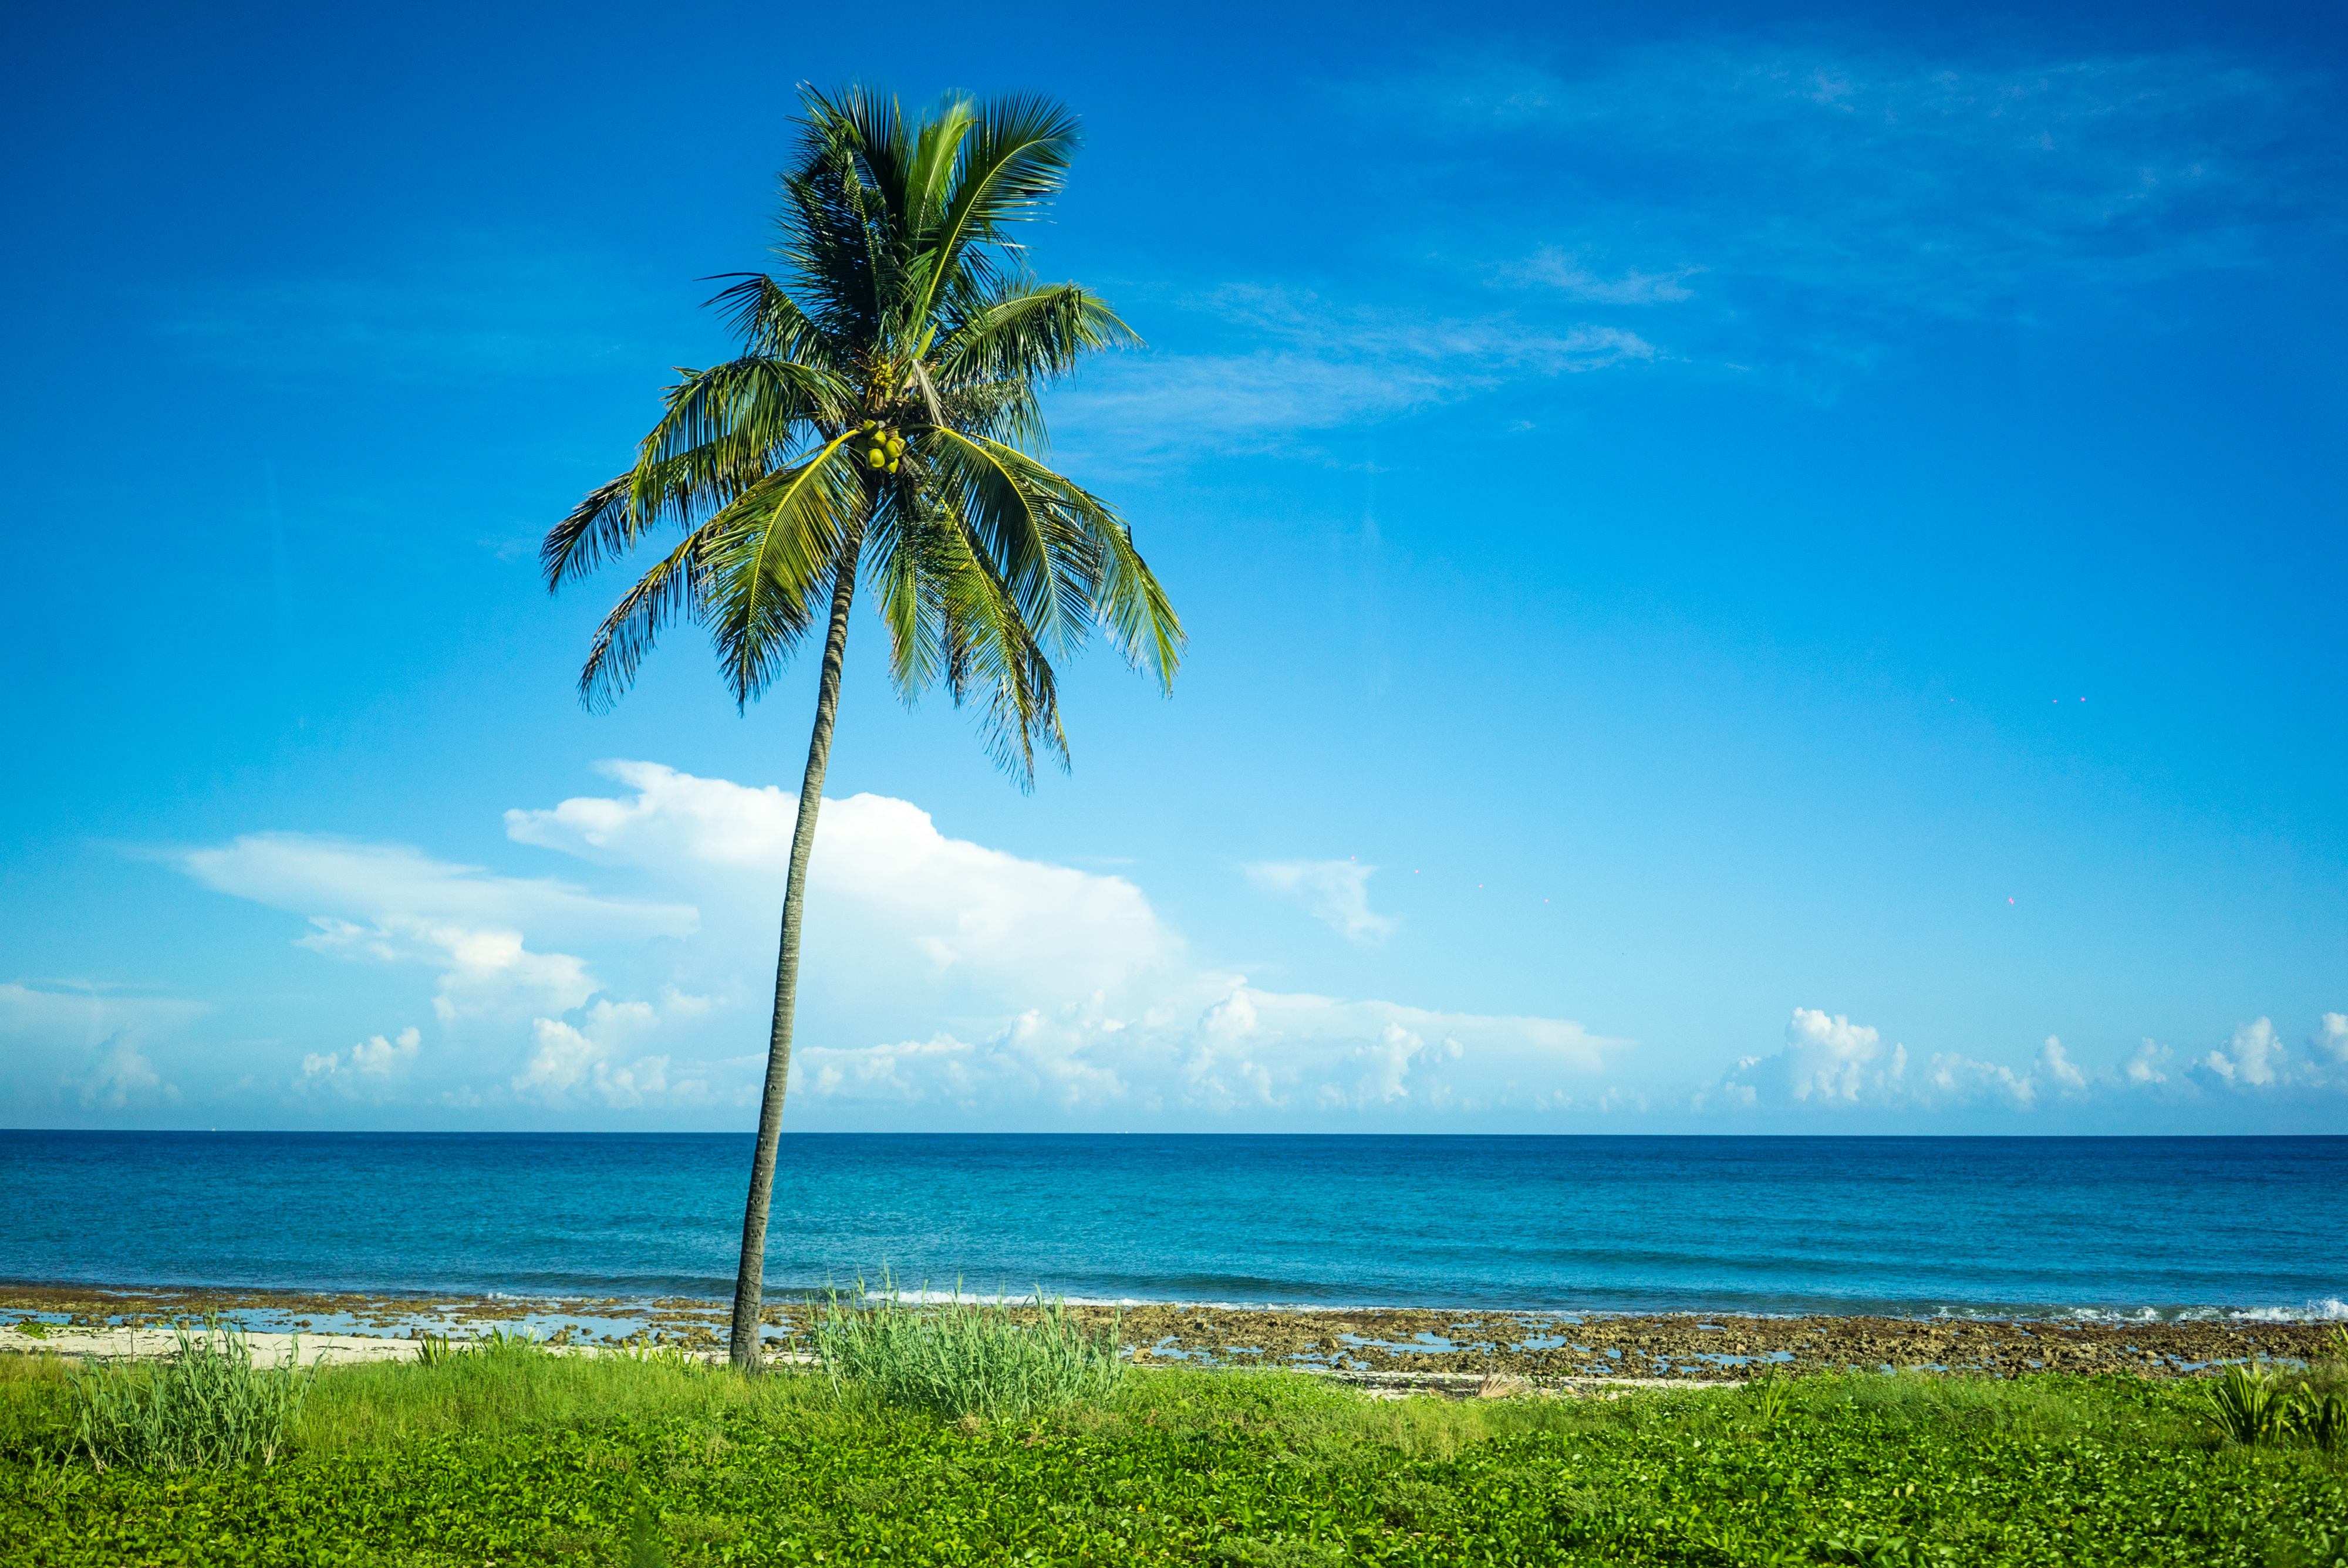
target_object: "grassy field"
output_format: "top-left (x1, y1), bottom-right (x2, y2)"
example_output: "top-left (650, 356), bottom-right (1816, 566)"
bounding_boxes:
top-left (2, 1334), bottom-right (2344, 1567)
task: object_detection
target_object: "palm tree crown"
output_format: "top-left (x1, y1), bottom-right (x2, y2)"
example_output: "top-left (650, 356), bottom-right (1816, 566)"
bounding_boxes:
top-left (544, 86), bottom-right (1181, 780)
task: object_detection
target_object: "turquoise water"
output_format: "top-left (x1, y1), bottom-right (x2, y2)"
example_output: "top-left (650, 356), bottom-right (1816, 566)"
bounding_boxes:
top-left (2, 1132), bottom-right (2341, 1320)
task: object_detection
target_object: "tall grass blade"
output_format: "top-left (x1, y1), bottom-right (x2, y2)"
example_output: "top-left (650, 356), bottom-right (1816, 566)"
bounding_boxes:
top-left (808, 1280), bottom-right (1122, 1421)
top-left (72, 1318), bottom-right (311, 1472)
top-left (2292, 1386), bottom-right (2345, 1453)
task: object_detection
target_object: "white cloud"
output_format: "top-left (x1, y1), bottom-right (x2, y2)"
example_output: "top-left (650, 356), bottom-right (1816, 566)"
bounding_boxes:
top-left (2124, 1038), bottom-right (2171, 1084)
top-left (1244, 859), bottom-right (1398, 941)
top-left (2202, 1017), bottom-right (2285, 1086)
top-left (505, 762), bottom-right (1619, 1121)
top-left (1058, 287), bottom-right (1655, 461)
top-left (511, 992), bottom-right (715, 1109)
top-left (1778, 1007), bottom-right (1907, 1104)
top-left (300, 917), bottom-right (601, 1022)
top-left (0, 982), bottom-right (201, 1108)
top-left (1710, 1014), bottom-right (2110, 1113)
top-left (2313, 1013), bottom-right (2348, 1066)
top-left (510, 761), bottom-right (1183, 1008)
top-left (301, 1026), bottom-right (421, 1097)
top-left (83, 1039), bottom-right (176, 1109)
top-left (181, 833), bottom-right (694, 940)
top-left (1508, 248), bottom-right (1699, 303)
top-left (178, 833), bottom-right (694, 1022)
top-left (792, 983), bottom-right (1611, 1118)
top-left (1708, 1011), bottom-right (2344, 1119)
top-left (2035, 1036), bottom-right (2089, 1097)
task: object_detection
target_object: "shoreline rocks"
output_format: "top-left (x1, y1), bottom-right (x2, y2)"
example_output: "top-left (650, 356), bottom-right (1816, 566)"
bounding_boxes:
top-left (0, 1282), bottom-right (2330, 1382)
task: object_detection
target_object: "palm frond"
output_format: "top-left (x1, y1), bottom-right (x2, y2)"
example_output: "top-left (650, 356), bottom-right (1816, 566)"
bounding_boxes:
top-left (862, 493), bottom-right (950, 701)
top-left (544, 473), bottom-right (638, 590)
top-left (575, 526), bottom-right (709, 712)
top-left (904, 95), bottom-right (977, 244)
top-left (705, 274), bottom-right (838, 365)
top-left (930, 512), bottom-right (1067, 786)
top-left (697, 435), bottom-right (864, 707)
top-left (937, 281), bottom-right (1138, 391)
top-left (959, 435), bottom-right (1183, 688)
top-left (637, 356), bottom-right (850, 481)
top-left (824, 85), bottom-right (915, 237)
top-left (542, 455), bottom-right (704, 589)
top-left (914, 94), bottom-right (1081, 326)
top-left (926, 427), bottom-right (1089, 655)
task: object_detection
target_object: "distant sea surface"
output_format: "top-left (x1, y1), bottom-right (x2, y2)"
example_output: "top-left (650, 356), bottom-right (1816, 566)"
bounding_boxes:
top-left (3, 1132), bottom-right (2342, 1322)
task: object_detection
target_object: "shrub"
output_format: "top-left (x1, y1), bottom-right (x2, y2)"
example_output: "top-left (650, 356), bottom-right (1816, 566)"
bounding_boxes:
top-left (807, 1284), bottom-right (1122, 1421)
top-left (2293, 1387), bottom-right (2345, 1454)
top-left (72, 1320), bottom-right (311, 1471)
top-left (2205, 1361), bottom-right (2289, 1448)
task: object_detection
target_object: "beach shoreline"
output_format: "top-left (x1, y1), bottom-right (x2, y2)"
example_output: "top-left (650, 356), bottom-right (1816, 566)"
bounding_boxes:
top-left (1, 1280), bottom-right (2332, 1383)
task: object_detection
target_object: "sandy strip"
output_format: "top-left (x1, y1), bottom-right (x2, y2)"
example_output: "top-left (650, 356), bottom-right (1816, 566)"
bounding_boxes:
top-left (2, 1326), bottom-right (553, 1367)
top-left (0, 1325), bottom-right (1727, 1398)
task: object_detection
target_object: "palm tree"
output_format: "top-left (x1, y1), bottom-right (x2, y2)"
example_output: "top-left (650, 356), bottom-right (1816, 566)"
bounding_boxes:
top-left (542, 86), bottom-right (1183, 1371)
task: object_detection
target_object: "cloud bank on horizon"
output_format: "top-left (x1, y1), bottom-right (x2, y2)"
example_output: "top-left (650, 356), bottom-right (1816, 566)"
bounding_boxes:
top-left (2, 762), bottom-right (2340, 1133)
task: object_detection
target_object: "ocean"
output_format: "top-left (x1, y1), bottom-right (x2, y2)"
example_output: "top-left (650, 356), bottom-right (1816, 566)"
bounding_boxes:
top-left (2, 1131), bottom-right (2341, 1322)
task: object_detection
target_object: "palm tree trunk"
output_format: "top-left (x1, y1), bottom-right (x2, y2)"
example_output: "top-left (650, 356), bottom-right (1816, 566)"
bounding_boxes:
top-left (727, 545), bottom-right (861, 1372)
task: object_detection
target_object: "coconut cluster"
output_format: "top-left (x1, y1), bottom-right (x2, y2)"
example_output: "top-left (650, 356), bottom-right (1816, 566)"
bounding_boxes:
top-left (858, 421), bottom-right (905, 474)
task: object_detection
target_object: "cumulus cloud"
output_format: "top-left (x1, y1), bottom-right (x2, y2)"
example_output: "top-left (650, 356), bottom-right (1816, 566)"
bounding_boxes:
top-left (510, 761), bottom-right (1184, 1008)
top-left (83, 1039), bottom-right (176, 1109)
top-left (161, 762), bottom-right (1621, 1123)
top-left (1244, 859), bottom-right (1398, 941)
top-left (506, 762), bottom-right (1617, 1120)
top-left (2035, 1037), bottom-right (2089, 1096)
top-left (511, 992), bottom-right (715, 1110)
top-left (2202, 1018), bottom-right (2285, 1087)
top-left (1779, 1008), bottom-right (1907, 1103)
top-left (1707, 1014), bottom-right (2100, 1113)
top-left (1705, 1009), bottom-right (2345, 1118)
top-left (0, 982), bottom-right (201, 1109)
top-left (2124, 1038), bottom-right (2171, 1084)
top-left (1704, 1009), bottom-right (2050, 1110)
top-left (2189, 1016), bottom-right (2348, 1095)
top-left (795, 985), bottom-right (1610, 1118)
top-left (301, 1026), bottom-right (421, 1096)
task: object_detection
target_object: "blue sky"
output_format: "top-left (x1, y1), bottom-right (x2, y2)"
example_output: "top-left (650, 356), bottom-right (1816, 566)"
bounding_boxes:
top-left (4, 0), bottom-right (2344, 1132)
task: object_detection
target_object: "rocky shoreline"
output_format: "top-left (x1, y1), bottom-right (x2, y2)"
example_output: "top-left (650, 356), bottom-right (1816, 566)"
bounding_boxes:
top-left (0, 1282), bottom-right (2332, 1382)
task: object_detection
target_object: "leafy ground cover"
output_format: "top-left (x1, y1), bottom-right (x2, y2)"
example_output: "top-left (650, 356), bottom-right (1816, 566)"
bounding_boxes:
top-left (2, 1345), bottom-right (2343, 1567)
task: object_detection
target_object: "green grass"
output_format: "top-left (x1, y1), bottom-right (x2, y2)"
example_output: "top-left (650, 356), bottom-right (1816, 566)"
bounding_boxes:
top-left (68, 1320), bottom-right (311, 1473)
top-left (806, 1286), bottom-right (1124, 1421)
top-left (2, 1345), bottom-right (2345, 1566)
